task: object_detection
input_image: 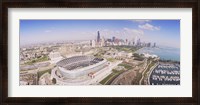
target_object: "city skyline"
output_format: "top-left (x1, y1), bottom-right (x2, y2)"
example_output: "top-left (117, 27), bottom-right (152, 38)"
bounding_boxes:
top-left (20, 20), bottom-right (180, 48)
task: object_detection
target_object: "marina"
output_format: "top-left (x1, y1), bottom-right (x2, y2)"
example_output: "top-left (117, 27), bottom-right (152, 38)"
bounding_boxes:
top-left (149, 62), bottom-right (180, 85)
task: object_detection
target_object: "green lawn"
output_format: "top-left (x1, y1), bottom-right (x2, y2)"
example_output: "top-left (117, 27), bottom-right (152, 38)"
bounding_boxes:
top-left (118, 63), bottom-right (133, 70)
top-left (134, 54), bottom-right (145, 61)
top-left (111, 45), bottom-right (143, 53)
top-left (100, 73), bottom-right (115, 85)
top-left (25, 55), bottom-right (49, 65)
top-left (37, 69), bottom-right (51, 79)
top-left (100, 70), bottom-right (124, 85)
top-left (99, 63), bottom-right (133, 85)
top-left (107, 58), bottom-right (116, 62)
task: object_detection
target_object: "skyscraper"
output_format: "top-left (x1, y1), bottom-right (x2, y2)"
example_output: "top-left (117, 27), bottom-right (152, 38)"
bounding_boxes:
top-left (90, 40), bottom-right (92, 46)
top-left (137, 38), bottom-right (141, 46)
top-left (92, 40), bottom-right (96, 47)
top-left (97, 31), bottom-right (100, 43)
top-left (134, 36), bottom-right (138, 46)
top-left (153, 42), bottom-right (156, 47)
top-left (101, 37), bottom-right (105, 47)
top-left (147, 43), bottom-right (151, 47)
top-left (112, 36), bottom-right (116, 42)
top-left (125, 39), bottom-right (128, 45)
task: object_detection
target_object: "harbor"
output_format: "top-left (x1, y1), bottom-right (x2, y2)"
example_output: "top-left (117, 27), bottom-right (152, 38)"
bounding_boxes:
top-left (149, 62), bottom-right (180, 85)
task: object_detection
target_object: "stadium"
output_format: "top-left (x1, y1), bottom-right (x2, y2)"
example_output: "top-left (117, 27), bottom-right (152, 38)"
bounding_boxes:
top-left (51, 55), bottom-right (108, 85)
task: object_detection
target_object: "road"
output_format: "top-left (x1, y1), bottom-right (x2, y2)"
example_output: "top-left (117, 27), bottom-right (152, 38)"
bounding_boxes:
top-left (139, 60), bottom-right (152, 85)
top-left (147, 62), bottom-right (159, 85)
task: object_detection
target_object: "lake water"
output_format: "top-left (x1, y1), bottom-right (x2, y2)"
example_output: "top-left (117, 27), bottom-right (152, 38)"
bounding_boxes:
top-left (135, 46), bottom-right (180, 61)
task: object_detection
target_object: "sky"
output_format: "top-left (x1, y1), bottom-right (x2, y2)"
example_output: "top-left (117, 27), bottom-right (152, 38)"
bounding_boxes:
top-left (20, 20), bottom-right (180, 48)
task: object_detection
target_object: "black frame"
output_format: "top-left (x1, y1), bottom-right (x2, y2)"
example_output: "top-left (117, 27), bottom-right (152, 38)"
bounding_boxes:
top-left (0, 0), bottom-right (199, 105)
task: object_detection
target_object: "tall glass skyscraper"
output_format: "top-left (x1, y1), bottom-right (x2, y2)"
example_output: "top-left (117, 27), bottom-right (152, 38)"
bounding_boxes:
top-left (97, 31), bottom-right (100, 43)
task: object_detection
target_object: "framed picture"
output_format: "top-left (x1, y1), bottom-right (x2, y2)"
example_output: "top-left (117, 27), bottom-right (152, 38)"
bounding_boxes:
top-left (1, 0), bottom-right (199, 105)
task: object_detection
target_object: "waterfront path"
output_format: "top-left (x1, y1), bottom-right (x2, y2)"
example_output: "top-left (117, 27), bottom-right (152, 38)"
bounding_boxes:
top-left (147, 62), bottom-right (159, 85)
top-left (139, 60), bottom-right (152, 85)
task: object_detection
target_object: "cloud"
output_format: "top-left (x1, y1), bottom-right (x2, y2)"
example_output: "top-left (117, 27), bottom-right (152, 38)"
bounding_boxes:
top-left (96, 28), bottom-right (144, 41)
top-left (123, 28), bottom-right (144, 36)
top-left (131, 20), bottom-right (151, 24)
top-left (138, 23), bottom-right (160, 31)
top-left (99, 28), bottom-right (144, 39)
top-left (44, 30), bottom-right (52, 33)
top-left (44, 27), bottom-right (56, 33)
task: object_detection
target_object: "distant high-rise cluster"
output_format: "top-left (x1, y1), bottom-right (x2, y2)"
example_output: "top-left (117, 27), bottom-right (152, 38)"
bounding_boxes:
top-left (90, 31), bottom-right (157, 48)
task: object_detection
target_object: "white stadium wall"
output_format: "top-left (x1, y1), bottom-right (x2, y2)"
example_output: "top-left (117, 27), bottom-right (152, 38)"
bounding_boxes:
top-left (51, 56), bottom-right (108, 85)
top-left (58, 59), bottom-right (107, 79)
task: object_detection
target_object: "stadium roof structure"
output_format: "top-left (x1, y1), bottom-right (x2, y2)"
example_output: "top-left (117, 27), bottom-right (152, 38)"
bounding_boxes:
top-left (56, 56), bottom-right (104, 70)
